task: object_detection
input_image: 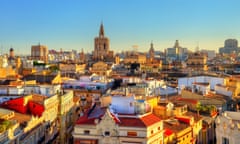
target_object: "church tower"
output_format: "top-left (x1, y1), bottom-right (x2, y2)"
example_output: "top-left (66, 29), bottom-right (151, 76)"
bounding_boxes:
top-left (79, 48), bottom-right (85, 63)
top-left (93, 23), bottom-right (111, 61)
top-left (149, 42), bottom-right (155, 59)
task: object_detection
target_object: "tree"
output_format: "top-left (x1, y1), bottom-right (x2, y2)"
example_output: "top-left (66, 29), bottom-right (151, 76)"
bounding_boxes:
top-left (196, 102), bottom-right (202, 117)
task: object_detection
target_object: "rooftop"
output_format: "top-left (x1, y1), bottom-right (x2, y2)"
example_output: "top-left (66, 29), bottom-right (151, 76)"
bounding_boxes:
top-left (31, 94), bottom-right (47, 105)
top-left (76, 105), bottom-right (161, 128)
top-left (9, 112), bottom-right (31, 124)
top-left (118, 113), bottom-right (161, 127)
top-left (164, 120), bottom-right (189, 133)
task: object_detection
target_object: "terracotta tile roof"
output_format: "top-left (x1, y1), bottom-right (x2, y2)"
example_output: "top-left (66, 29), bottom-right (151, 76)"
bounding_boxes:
top-left (163, 121), bottom-right (189, 133)
top-left (76, 106), bottom-right (105, 125)
top-left (76, 106), bottom-right (161, 128)
top-left (118, 117), bottom-right (145, 127)
top-left (76, 115), bottom-right (96, 125)
top-left (140, 113), bottom-right (161, 126)
top-left (175, 116), bottom-right (192, 124)
top-left (118, 113), bottom-right (161, 127)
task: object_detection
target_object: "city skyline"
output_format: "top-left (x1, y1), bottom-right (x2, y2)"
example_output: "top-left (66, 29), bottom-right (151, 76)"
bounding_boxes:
top-left (1, 0), bottom-right (240, 54)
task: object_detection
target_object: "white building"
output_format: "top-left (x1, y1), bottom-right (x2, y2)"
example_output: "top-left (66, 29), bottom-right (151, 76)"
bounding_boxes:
top-left (0, 85), bottom-right (24, 95)
top-left (214, 84), bottom-right (233, 97)
top-left (201, 49), bottom-right (216, 60)
top-left (215, 111), bottom-right (240, 144)
top-left (24, 84), bottom-right (61, 97)
top-left (101, 96), bottom-right (152, 115)
top-left (178, 76), bottom-right (224, 92)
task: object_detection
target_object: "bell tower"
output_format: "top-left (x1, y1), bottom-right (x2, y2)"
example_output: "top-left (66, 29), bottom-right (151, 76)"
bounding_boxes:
top-left (93, 23), bottom-right (110, 61)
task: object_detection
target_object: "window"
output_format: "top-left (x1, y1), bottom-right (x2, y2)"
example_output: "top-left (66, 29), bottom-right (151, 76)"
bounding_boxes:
top-left (104, 44), bottom-right (106, 50)
top-left (127, 131), bottom-right (137, 137)
top-left (84, 130), bottom-right (90, 135)
top-left (222, 137), bottom-right (229, 144)
top-left (104, 131), bottom-right (110, 136)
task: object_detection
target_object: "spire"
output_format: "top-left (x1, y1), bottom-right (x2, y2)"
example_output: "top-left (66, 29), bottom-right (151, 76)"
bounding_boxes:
top-left (174, 40), bottom-right (179, 48)
top-left (150, 41), bottom-right (154, 50)
top-left (149, 41), bottom-right (154, 53)
top-left (99, 22), bottom-right (104, 37)
top-left (149, 41), bottom-right (154, 59)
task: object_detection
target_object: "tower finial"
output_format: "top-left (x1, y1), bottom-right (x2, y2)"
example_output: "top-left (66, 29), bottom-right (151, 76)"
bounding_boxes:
top-left (174, 40), bottom-right (179, 48)
top-left (99, 22), bottom-right (104, 37)
top-left (150, 41), bottom-right (154, 49)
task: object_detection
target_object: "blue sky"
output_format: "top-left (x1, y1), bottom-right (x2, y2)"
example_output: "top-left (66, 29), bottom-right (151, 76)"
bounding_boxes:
top-left (0, 0), bottom-right (240, 54)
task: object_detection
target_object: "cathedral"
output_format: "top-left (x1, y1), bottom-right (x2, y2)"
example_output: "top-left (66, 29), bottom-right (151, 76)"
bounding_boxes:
top-left (92, 23), bottom-right (114, 61)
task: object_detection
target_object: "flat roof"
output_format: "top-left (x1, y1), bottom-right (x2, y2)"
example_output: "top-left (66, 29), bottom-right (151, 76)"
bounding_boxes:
top-left (9, 112), bottom-right (31, 124)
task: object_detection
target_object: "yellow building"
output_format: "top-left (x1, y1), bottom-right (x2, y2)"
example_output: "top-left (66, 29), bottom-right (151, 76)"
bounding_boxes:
top-left (146, 96), bottom-right (159, 108)
top-left (224, 76), bottom-right (240, 99)
top-left (187, 52), bottom-right (208, 72)
top-left (91, 61), bottom-right (112, 76)
top-left (0, 66), bottom-right (16, 79)
top-left (0, 108), bottom-right (20, 143)
top-left (141, 60), bottom-right (162, 73)
top-left (164, 115), bottom-right (198, 144)
top-left (58, 91), bottom-right (74, 144)
top-left (181, 89), bottom-right (227, 108)
top-left (59, 63), bottom-right (86, 74)
top-left (123, 53), bottom-right (146, 64)
top-left (0, 107), bottom-right (45, 144)
top-left (152, 101), bottom-right (202, 144)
